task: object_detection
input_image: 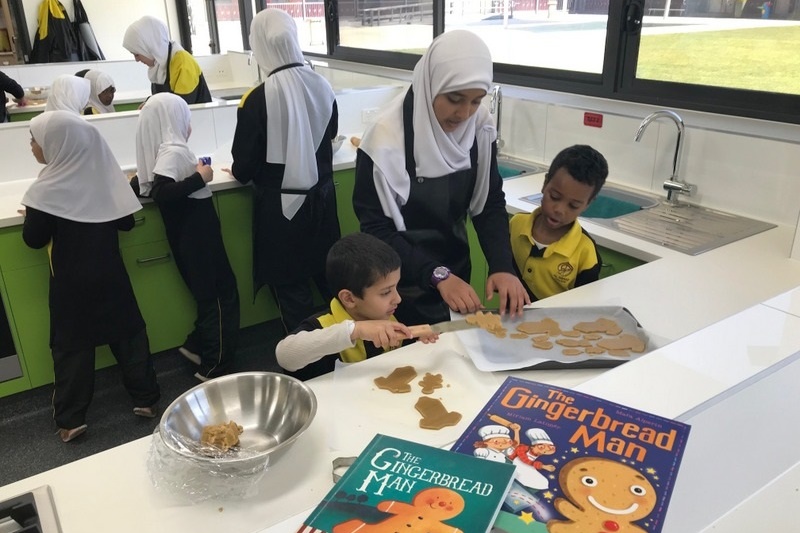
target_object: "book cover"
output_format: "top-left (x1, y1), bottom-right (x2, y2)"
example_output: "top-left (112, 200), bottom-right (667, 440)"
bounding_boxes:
top-left (449, 377), bottom-right (690, 533)
top-left (297, 433), bottom-right (516, 533)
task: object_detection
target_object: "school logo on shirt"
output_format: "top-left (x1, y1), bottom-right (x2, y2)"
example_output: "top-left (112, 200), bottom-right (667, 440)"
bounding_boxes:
top-left (555, 261), bottom-right (574, 284)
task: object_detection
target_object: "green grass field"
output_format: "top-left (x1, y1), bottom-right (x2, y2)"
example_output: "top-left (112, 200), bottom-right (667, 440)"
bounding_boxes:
top-left (638, 25), bottom-right (800, 94)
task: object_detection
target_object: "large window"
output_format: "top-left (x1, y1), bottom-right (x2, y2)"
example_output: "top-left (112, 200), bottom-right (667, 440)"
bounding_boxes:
top-left (176, 0), bottom-right (800, 124)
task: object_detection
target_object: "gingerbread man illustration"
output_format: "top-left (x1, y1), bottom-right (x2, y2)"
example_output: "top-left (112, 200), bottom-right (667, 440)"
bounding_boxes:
top-left (547, 457), bottom-right (658, 533)
top-left (333, 487), bottom-right (465, 533)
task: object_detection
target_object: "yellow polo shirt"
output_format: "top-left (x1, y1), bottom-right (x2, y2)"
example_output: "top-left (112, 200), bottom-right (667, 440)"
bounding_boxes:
top-left (510, 208), bottom-right (600, 301)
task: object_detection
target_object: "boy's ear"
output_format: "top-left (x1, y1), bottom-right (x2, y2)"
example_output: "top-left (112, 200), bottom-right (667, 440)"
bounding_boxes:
top-left (338, 289), bottom-right (358, 309)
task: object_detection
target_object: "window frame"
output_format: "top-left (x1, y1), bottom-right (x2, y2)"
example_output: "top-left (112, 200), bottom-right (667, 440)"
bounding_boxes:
top-left (308, 0), bottom-right (800, 125)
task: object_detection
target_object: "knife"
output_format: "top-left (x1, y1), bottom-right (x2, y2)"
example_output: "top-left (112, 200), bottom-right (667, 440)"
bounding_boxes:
top-left (407, 307), bottom-right (540, 337)
top-left (407, 319), bottom-right (481, 337)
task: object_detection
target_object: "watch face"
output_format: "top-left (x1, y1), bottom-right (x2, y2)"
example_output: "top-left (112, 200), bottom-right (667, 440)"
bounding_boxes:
top-left (433, 266), bottom-right (450, 280)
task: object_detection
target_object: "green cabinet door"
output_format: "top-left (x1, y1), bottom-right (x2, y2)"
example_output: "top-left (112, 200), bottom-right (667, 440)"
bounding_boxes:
top-left (121, 241), bottom-right (196, 352)
top-left (597, 245), bottom-right (646, 279)
top-left (215, 187), bottom-right (281, 327)
top-left (334, 168), bottom-right (359, 236)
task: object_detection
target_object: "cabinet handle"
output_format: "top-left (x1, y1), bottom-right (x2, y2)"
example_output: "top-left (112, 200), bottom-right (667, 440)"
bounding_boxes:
top-left (134, 216), bottom-right (146, 225)
top-left (135, 253), bottom-right (171, 265)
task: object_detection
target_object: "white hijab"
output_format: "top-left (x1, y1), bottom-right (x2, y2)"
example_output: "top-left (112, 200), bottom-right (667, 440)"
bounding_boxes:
top-left (45, 75), bottom-right (91, 114)
top-left (122, 16), bottom-right (183, 85)
top-left (84, 70), bottom-right (116, 114)
top-left (22, 111), bottom-right (142, 223)
top-left (249, 8), bottom-right (336, 220)
top-left (359, 30), bottom-right (496, 231)
top-left (135, 92), bottom-right (211, 200)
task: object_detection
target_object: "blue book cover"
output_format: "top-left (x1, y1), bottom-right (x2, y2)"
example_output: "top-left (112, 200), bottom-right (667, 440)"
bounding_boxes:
top-left (449, 377), bottom-right (690, 533)
top-left (297, 433), bottom-right (516, 533)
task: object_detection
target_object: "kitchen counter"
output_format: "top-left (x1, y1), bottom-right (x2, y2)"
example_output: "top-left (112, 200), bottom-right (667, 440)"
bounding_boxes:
top-left (2, 148), bottom-right (800, 531)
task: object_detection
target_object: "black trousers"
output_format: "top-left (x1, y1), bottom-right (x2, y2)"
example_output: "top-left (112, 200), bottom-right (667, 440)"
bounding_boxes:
top-left (185, 286), bottom-right (240, 379)
top-left (51, 328), bottom-right (160, 429)
top-left (271, 270), bottom-right (332, 334)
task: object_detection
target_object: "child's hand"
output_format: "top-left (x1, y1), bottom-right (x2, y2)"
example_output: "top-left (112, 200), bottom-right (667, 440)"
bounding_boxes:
top-left (221, 167), bottom-right (235, 178)
top-left (352, 320), bottom-right (412, 350)
top-left (486, 272), bottom-right (530, 317)
top-left (196, 161), bottom-right (213, 183)
top-left (416, 330), bottom-right (439, 344)
top-left (406, 324), bottom-right (440, 344)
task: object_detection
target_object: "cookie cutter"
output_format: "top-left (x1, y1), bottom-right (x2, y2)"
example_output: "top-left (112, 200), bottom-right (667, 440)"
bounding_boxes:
top-left (199, 156), bottom-right (212, 165)
top-left (332, 456), bottom-right (356, 482)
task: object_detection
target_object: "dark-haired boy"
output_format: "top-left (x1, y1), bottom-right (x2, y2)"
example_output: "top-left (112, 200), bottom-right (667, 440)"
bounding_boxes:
top-left (276, 232), bottom-right (438, 380)
top-left (509, 144), bottom-right (609, 302)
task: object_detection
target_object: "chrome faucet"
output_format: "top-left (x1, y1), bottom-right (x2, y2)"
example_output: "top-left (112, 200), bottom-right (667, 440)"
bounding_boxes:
top-left (490, 85), bottom-right (504, 151)
top-left (634, 110), bottom-right (695, 204)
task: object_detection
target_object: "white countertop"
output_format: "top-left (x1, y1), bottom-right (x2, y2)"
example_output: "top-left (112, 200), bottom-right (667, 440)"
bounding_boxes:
top-left (2, 151), bottom-right (800, 532)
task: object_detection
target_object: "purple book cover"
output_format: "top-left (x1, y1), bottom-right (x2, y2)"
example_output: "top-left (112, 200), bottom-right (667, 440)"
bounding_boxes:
top-left (450, 376), bottom-right (690, 533)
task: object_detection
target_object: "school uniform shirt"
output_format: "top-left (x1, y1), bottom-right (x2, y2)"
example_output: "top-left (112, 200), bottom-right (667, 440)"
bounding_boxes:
top-left (231, 8), bottom-right (339, 290)
top-left (509, 208), bottom-right (601, 302)
top-left (21, 111), bottom-right (145, 350)
top-left (122, 16), bottom-right (211, 105)
top-left (275, 298), bottom-right (399, 381)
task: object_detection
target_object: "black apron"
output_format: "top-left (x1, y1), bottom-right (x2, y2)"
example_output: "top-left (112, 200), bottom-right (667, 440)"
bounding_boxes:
top-left (395, 90), bottom-right (478, 326)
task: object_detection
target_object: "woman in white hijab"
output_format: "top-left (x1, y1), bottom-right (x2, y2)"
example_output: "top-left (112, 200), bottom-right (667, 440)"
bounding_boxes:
top-left (83, 70), bottom-right (116, 114)
top-left (122, 16), bottom-right (211, 104)
top-left (44, 74), bottom-right (90, 114)
top-left (22, 111), bottom-right (160, 443)
top-left (353, 30), bottom-right (529, 326)
top-left (230, 8), bottom-right (339, 335)
top-left (135, 92), bottom-right (239, 382)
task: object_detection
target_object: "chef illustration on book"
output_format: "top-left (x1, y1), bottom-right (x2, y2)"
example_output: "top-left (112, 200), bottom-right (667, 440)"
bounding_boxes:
top-left (510, 427), bottom-right (557, 489)
top-left (472, 424), bottom-right (518, 463)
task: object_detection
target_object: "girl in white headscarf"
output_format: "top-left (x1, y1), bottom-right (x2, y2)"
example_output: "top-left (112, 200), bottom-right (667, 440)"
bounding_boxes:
top-left (135, 92), bottom-right (239, 382)
top-left (122, 16), bottom-right (211, 104)
top-left (22, 110), bottom-right (160, 443)
top-left (83, 70), bottom-right (116, 114)
top-left (230, 8), bottom-right (340, 334)
top-left (353, 30), bottom-right (529, 326)
top-left (44, 74), bottom-right (90, 114)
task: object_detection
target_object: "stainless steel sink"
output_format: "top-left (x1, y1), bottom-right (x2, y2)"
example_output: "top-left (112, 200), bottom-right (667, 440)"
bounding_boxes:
top-left (597, 202), bottom-right (776, 255)
top-left (520, 184), bottom-right (659, 219)
top-left (497, 157), bottom-right (549, 179)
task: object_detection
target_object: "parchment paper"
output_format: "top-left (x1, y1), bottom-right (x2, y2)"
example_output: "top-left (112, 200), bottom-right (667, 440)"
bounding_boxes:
top-left (454, 306), bottom-right (652, 371)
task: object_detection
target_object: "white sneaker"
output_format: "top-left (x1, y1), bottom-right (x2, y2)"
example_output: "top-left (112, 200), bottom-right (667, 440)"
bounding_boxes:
top-left (179, 346), bottom-right (201, 365)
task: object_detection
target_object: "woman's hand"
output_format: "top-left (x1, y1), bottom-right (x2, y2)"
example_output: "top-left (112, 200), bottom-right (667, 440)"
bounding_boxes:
top-left (437, 275), bottom-right (483, 314)
top-left (486, 272), bottom-right (530, 317)
top-left (196, 162), bottom-right (213, 183)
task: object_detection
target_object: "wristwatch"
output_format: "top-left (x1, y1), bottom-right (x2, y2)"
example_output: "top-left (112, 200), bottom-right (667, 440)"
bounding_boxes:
top-left (430, 266), bottom-right (451, 287)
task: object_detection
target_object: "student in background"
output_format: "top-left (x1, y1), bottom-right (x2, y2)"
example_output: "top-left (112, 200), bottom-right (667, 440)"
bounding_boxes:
top-left (509, 144), bottom-right (608, 302)
top-left (21, 110), bottom-right (160, 443)
top-left (230, 8), bottom-right (340, 334)
top-left (122, 16), bottom-right (211, 105)
top-left (1, 70), bottom-right (27, 122)
top-left (44, 74), bottom-right (90, 114)
top-left (276, 233), bottom-right (437, 381)
top-left (83, 70), bottom-right (116, 114)
top-left (134, 92), bottom-right (239, 382)
top-left (353, 30), bottom-right (529, 327)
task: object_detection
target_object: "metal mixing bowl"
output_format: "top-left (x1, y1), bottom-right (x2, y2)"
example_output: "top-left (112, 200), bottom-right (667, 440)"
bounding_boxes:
top-left (159, 372), bottom-right (317, 469)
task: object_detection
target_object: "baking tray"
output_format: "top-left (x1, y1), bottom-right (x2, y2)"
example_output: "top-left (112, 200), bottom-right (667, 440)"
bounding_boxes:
top-left (454, 305), bottom-right (652, 371)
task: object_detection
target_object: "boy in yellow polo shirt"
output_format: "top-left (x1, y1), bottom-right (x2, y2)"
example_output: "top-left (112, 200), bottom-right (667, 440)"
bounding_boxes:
top-left (276, 233), bottom-right (438, 380)
top-left (510, 145), bottom-right (609, 302)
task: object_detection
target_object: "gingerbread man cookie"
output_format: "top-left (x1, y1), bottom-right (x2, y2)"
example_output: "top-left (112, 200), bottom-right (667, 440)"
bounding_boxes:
top-left (333, 487), bottom-right (465, 533)
top-left (548, 457), bottom-right (657, 533)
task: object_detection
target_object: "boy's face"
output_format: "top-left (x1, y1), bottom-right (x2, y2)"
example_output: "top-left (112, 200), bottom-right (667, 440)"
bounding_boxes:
top-left (348, 268), bottom-right (402, 321)
top-left (539, 167), bottom-right (595, 232)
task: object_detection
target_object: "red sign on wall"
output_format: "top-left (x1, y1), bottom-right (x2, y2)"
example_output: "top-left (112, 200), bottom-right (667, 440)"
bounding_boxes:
top-left (584, 112), bottom-right (603, 128)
